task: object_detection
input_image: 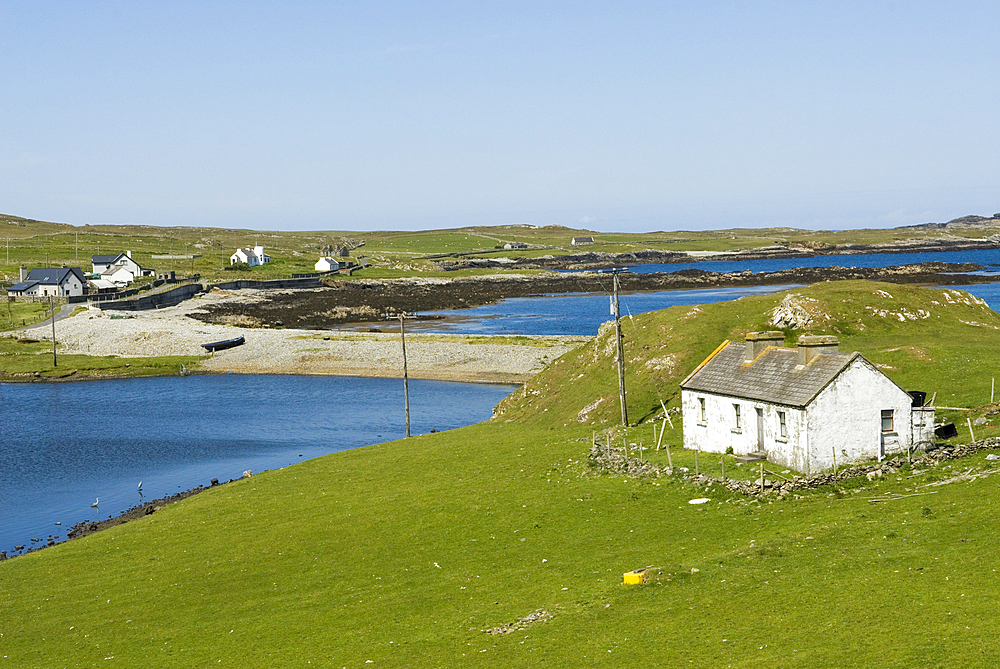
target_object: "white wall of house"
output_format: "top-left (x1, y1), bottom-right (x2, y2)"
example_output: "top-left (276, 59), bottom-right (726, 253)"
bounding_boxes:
top-left (103, 267), bottom-right (136, 285)
top-left (315, 257), bottom-right (339, 272)
top-left (681, 390), bottom-right (805, 459)
top-left (803, 358), bottom-right (916, 473)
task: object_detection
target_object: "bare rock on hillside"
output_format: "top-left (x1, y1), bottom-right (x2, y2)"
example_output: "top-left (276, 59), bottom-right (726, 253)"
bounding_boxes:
top-left (769, 293), bottom-right (827, 330)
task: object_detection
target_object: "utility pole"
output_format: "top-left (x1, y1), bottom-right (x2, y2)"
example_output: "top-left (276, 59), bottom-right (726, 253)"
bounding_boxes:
top-left (49, 295), bottom-right (57, 367)
top-left (602, 268), bottom-right (629, 426)
top-left (391, 312), bottom-right (413, 437)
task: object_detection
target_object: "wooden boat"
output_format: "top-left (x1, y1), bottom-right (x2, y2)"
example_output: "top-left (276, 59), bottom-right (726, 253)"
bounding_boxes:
top-left (201, 335), bottom-right (245, 352)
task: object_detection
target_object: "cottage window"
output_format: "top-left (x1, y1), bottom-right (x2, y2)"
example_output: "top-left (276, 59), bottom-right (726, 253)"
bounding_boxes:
top-left (733, 404), bottom-right (741, 430)
top-left (778, 411), bottom-right (787, 438)
top-left (881, 409), bottom-right (894, 432)
top-left (699, 398), bottom-right (706, 422)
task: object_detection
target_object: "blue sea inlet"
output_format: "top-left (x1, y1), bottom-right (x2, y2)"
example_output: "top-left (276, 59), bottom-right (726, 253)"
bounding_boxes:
top-left (0, 374), bottom-right (515, 555)
top-left (400, 248), bottom-right (1000, 336)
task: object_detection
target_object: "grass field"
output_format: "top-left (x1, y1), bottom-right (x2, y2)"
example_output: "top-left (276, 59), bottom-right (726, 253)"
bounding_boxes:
top-left (3, 422), bottom-right (1000, 667)
top-left (4, 280), bottom-right (1000, 667)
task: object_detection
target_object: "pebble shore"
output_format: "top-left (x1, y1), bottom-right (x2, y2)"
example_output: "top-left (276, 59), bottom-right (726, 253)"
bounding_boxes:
top-left (44, 290), bottom-right (589, 383)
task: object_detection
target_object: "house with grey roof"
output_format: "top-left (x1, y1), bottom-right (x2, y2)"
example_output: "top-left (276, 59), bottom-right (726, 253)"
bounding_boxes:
top-left (8, 266), bottom-right (89, 298)
top-left (230, 246), bottom-right (271, 267)
top-left (92, 251), bottom-right (152, 278)
top-left (679, 332), bottom-right (935, 474)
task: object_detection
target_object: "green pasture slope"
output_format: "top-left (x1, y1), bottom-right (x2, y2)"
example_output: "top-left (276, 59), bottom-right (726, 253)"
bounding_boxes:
top-left (5, 281), bottom-right (1000, 667)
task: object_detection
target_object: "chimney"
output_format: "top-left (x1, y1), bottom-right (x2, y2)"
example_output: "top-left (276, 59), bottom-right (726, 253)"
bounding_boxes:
top-left (126, 250), bottom-right (132, 258)
top-left (744, 331), bottom-right (785, 362)
top-left (797, 334), bottom-right (839, 366)
top-left (19, 266), bottom-right (27, 282)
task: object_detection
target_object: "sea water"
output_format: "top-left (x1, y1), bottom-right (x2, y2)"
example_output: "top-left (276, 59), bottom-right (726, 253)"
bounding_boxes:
top-left (0, 374), bottom-right (515, 554)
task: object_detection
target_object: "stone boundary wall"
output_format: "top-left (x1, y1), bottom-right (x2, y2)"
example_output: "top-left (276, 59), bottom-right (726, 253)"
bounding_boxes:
top-left (211, 277), bottom-right (321, 291)
top-left (93, 283), bottom-right (204, 311)
top-left (588, 437), bottom-right (1000, 497)
top-left (92, 276), bottom-right (323, 311)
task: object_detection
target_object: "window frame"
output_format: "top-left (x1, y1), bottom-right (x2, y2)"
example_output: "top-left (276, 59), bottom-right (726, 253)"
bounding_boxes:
top-left (777, 410), bottom-right (787, 438)
top-left (881, 409), bottom-right (895, 433)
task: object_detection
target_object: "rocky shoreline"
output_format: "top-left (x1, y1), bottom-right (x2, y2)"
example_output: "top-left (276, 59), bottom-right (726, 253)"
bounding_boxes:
top-left (2, 477), bottom-right (241, 559)
top-left (187, 261), bottom-right (993, 329)
top-left (433, 236), bottom-right (1000, 271)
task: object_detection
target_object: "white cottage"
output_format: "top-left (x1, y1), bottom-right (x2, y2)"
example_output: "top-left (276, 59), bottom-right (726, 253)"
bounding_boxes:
top-left (315, 257), bottom-right (340, 272)
top-left (230, 246), bottom-right (271, 267)
top-left (680, 332), bottom-right (935, 474)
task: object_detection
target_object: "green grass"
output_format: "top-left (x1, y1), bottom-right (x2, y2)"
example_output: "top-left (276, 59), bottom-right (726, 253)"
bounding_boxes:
top-left (0, 300), bottom-right (56, 331)
top-left (4, 212), bottom-right (1000, 287)
top-left (5, 280), bottom-right (1000, 666)
top-left (3, 421), bottom-right (1000, 667)
top-left (0, 337), bottom-right (203, 380)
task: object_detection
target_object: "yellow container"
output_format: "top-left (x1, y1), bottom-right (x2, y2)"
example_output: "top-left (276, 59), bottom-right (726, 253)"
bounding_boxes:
top-left (623, 568), bottom-right (648, 585)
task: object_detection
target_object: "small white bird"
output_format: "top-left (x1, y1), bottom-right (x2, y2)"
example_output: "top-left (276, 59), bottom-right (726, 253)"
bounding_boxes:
top-left (91, 497), bottom-right (99, 508)
top-left (137, 481), bottom-right (143, 491)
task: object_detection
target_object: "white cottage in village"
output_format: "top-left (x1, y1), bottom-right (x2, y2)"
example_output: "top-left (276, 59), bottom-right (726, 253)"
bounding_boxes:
top-left (315, 257), bottom-right (340, 272)
top-left (230, 246), bottom-right (271, 267)
top-left (91, 251), bottom-right (152, 278)
top-left (680, 332), bottom-right (935, 474)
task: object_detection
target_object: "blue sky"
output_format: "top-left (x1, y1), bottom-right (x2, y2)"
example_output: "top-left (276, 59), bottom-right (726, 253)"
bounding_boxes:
top-left (1, 2), bottom-right (997, 232)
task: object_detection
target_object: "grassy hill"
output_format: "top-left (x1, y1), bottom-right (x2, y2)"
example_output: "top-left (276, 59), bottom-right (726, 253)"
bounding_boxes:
top-left (4, 281), bottom-right (1000, 667)
top-left (498, 280), bottom-right (1000, 439)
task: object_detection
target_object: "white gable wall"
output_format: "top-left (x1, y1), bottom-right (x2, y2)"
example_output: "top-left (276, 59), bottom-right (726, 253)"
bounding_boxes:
top-left (804, 357), bottom-right (915, 473)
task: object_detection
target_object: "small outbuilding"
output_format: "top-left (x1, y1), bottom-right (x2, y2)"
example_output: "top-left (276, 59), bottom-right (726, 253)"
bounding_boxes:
top-left (571, 237), bottom-right (594, 246)
top-left (504, 242), bottom-right (528, 250)
top-left (679, 332), bottom-right (935, 474)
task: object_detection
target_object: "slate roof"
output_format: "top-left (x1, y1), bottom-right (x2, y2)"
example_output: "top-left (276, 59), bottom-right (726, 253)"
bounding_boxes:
top-left (92, 254), bottom-right (122, 264)
top-left (25, 267), bottom-right (87, 285)
top-left (8, 281), bottom-right (39, 293)
top-left (680, 341), bottom-right (864, 408)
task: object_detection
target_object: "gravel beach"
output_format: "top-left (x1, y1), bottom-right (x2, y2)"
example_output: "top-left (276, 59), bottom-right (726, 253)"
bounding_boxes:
top-left (41, 290), bottom-right (589, 383)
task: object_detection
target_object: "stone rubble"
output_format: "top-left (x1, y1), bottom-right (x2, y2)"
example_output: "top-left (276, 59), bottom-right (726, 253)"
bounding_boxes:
top-left (588, 437), bottom-right (1000, 497)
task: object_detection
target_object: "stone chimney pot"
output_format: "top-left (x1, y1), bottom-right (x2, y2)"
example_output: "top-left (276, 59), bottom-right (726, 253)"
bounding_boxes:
top-left (797, 334), bottom-right (839, 366)
top-left (744, 331), bottom-right (785, 362)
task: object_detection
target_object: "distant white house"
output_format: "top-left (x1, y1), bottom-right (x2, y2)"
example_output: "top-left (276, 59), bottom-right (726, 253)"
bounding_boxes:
top-left (8, 267), bottom-right (89, 297)
top-left (504, 242), bottom-right (528, 250)
top-left (91, 251), bottom-right (153, 278)
top-left (315, 257), bottom-right (340, 272)
top-left (102, 266), bottom-right (140, 286)
top-left (679, 332), bottom-right (936, 474)
top-left (231, 246), bottom-right (271, 267)
top-left (571, 237), bottom-right (594, 246)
